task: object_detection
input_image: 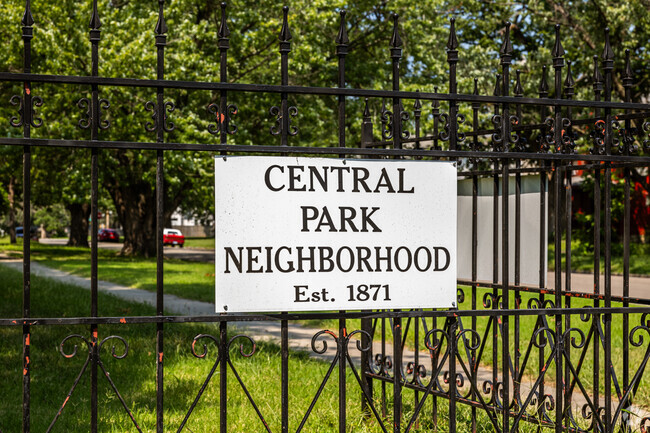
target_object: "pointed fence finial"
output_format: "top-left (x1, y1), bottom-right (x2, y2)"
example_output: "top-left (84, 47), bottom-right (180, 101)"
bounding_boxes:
top-left (155, 0), bottom-right (168, 35)
top-left (447, 17), bottom-right (459, 51)
top-left (218, 2), bottom-right (230, 40)
top-left (592, 55), bottom-right (603, 92)
top-left (551, 24), bottom-right (564, 68)
top-left (432, 86), bottom-right (440, 110)
top-left (602, 27), bottom-right (614, 71)
top-left (539, 65), bottom-right (549, 97)
top-left (390, 13), bottom-right (403, 48)
top-left (500, 22), bottom-right (513, 64)
top-left (447, 17), bottom-right (459, 65)
top-left (472, 78), bottom-right (480, 109)
top-left (22, 0), bottom-right (34, 27)
top-left (564, 60), bottom-right (575, 97)
top-left (514, 70), bottom-right (523, 96)
top-left (279, 6), bottom-right (292, 42)
top-left (336, 10), bottom-right (349, 46)
top-left (414, 90), bottom-right (422, 111)
top-left (623, 48), bottom-right (633, 88)
top-left (363, 98), bottom-right (371, 118)
top-left (493, 73), bottom-right (502, 96)
top-left (89, 0), bottom-right (101, 30)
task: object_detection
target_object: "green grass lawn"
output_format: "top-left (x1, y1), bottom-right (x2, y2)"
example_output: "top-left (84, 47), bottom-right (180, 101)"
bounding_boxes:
top-left (548, 238), bottom-right (650, 275)
top-left (0, 240), bottom-right (215, 303)
top-left (0, 264), bottom-right (517, 433)
top-left (184, 236), bottom-right (215, 249)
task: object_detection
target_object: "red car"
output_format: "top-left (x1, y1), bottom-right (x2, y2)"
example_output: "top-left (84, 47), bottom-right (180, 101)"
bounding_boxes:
top-left (98, 228), bottom-right (120, 242)
top-left (163, 228), bottom-right (185, 247)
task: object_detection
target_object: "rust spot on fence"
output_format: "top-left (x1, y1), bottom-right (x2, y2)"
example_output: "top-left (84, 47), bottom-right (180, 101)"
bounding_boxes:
top-left (159, 352), bottom-right (163, 362)
top-left (120, 318), bottom-right (127, 323)
top-left (25, 334), bottom-right (30, 345)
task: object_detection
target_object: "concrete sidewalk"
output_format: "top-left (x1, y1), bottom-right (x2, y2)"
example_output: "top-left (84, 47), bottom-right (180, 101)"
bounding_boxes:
top-left (1, 258), bottom-right (646, 424)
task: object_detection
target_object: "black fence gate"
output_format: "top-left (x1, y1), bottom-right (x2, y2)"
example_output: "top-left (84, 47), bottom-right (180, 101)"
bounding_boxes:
top-left (1, 1), bottom-right (650, 432)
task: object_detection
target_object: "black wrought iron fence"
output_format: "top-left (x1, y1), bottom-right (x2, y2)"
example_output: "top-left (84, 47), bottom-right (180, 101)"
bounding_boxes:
top-left (1, 1), bottom-right (650, 432)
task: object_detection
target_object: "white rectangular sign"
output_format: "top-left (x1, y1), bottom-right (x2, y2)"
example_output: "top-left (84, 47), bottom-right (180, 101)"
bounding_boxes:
top-left (215, 156), bottom-right (457, 313)
top-left (457, 175), bottom-right (548, 286)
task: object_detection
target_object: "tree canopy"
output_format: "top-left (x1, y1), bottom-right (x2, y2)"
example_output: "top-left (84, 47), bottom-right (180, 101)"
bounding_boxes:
top-left (1, 0), bottom-right (649, 253)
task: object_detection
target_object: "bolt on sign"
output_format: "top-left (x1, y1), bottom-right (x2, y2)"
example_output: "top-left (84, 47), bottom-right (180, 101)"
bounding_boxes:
top-left (215, 156), bottom-right (457, 313)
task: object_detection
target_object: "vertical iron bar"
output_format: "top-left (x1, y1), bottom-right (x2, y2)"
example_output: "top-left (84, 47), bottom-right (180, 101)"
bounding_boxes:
top-left (20, 3), bottom-right (33, 432)
top-left (382, 317), bottom-right (387, 418)
top-left (218, 5), bottom-right (229, 433)
top-left (360, 313), bottom-right (373, 417)
top-left (220, 321), bottom-right (228, 433)
top-left (89, 2), bottom-right (101, 430)
top-left (563, 59), bottom-right (575, 431)
top-left (447, 18), bottom-right (459, 152)
top-left (622, 50), bottom-right (633, 427)
top-left (279, 6), bottom-right (291, 147)
top-left (602, 28), bottom-right (614, 433)
top-left (491, 72), bottom-right (500, 413)
top-left (390, 14), bottom-right (402, 432)
top-left (154, 2), bottom-right (167, 431)
top-left (448, 317), bottom-right (457, 432)
top-left (390, 14), bottom-right (402, 151)
top-left (551, 24), bottom-right (565, 433)
top-left (538, 65), bottom-right (549, 428)
top-left (339, 312), bottom-right (346, 433)
top-left (218, 2), bottom-right (230, 149)
top-left (514, 69), bottom-right (524, 425)
top-left (336, 14), bottom-right (348, 431)
top-left (279, 9), bottom-right (292, 433)
top-left (592, 55), bottom-right (603, 422)
top-left (393, 315), bottom-right (402, 433)
top-left (336, 10), bottom-right (348, 155)
top-left (471, 77), bottom-right (480, 433)
top-left (499, 24), bottom-right (513, 431)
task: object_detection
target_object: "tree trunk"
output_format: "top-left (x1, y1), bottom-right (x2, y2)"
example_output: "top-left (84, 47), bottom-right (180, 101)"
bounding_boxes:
top-left (110, 182), bottom-right (157, 257)
top-left (8, 176), bottom-right (16, 244)
top-left (67, 203), bottom-right (91, 247)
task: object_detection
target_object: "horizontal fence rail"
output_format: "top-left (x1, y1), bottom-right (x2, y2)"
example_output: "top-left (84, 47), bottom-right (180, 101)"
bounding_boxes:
top-left (1, 1), bottom-right (650, 432)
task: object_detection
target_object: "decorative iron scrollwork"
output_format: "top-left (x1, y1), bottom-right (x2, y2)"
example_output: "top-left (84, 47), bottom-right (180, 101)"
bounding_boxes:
top-left (591, 119), bottom-right (606, 155)
top-left (269, 105), bottom-right (298, 136)
top-left (400, 109), bottom-right (410, 139)
top-left (539, 117), bottom-right (555, 153)
top-left (77, 97), bottom-right (111, 131)
top-left (207, 102), bottom-right (238, 136)
top-left (643, 121), bottom-right (650, 152)
top-left (618, 124), bottom-right (639, 155)
top-left (50, 333), bottom-right (141, 433)
top-left (380, 102), bottom-right (393, 140)
top-left (508, 114), bottom-right (520, 148)
top-left (10, 93), bottom-right (43, 128)
top-left (491, 114), bottom-right (503, 149)
top-left (144, 100), bottom-right (175, 133)
top-left (438, 112), bottom-right (466, 143)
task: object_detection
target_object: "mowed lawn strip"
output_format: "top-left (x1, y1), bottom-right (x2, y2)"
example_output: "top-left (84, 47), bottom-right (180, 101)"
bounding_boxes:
top-left (0, 241), bottom-right (215, 303)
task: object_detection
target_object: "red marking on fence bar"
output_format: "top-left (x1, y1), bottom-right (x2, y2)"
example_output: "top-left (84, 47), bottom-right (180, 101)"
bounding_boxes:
top-left (25, 334), bottom-right (30, 345)
top-left (159, 352), bottom-right (163, 362)
top-left (120, 318), bottom-right (127, 323)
